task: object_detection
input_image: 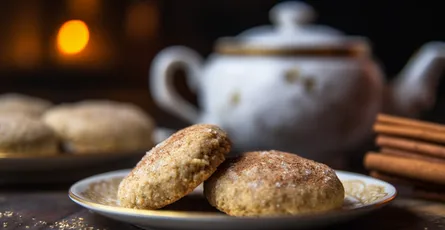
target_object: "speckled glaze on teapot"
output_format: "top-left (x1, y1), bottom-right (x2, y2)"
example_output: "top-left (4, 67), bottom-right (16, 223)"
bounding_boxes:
top-left (150, 1), bottom-right (445, 162)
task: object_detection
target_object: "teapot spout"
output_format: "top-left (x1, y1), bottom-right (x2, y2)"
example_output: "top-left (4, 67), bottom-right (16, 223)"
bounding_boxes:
top-left (387, 42), bottom-right (445, 117)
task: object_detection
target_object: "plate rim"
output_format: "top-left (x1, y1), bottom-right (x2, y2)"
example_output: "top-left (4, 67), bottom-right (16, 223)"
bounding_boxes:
top-left (68, 169), bottom-right (397, 220)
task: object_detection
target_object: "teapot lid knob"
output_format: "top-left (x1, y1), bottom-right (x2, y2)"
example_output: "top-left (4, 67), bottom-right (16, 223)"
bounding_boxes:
top-left (270, 1), bottom-right (316, 30)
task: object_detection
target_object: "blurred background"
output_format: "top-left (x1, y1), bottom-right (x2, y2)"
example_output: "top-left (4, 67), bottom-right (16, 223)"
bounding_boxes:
top-left (1, 0), bottom-right (445, 129)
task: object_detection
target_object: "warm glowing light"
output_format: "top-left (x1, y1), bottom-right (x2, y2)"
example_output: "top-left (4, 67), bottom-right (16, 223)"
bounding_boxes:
top-left (57, 20), bottom-right (89, 54)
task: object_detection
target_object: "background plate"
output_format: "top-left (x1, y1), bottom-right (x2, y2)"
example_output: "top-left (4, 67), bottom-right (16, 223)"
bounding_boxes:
top-left (0, 127), bottom-right (174, 184)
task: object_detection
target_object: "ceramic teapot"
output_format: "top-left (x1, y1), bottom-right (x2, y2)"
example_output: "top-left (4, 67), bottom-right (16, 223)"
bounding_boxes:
top-left (150, 1), bottom-right (445, 162)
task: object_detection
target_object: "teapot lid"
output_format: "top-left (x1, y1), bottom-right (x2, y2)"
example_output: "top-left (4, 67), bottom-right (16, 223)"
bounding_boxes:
top-left (215, 1), bottom-right (369, 56)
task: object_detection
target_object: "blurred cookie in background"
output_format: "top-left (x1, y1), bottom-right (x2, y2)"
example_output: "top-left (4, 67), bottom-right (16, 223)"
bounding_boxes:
top-left (0, 114), bottom-right (59, 155)
top-left (0, 93), bottom-right (53, 117)
top-left (43, 100), bottom-right (156, 154)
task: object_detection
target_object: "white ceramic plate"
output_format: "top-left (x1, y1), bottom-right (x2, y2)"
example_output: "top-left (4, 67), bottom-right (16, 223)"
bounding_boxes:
top-left (69, 169), bottom-right (397, 230)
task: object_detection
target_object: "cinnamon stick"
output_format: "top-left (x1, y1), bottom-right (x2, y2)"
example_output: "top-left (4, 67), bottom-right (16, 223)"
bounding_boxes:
top-left (370, 170), bottom-right (417, 186)
top-left (376, 135), bottom-right (445, 159)
top-left (412, 187), bottom-right (445, 202)
top-left (370, 171), bottom-right (445, 201)
top-left (377, 114), bottom-right (445, 132)
top-left (373, 123), bottom-right (445, 144)
top-left (364, 152), bottom-right (445, 185)
top-left (370, 171), bottom-right (445, 190)
top-left (381, 147), bottom-right (445, 164)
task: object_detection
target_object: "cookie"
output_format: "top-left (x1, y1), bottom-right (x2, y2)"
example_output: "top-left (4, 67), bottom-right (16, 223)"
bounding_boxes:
top-left (117, 124), bottom-right (231, 209)
top-left (43, 100), bottom-right (155, 154)
top-left (0, 114), bottom-right (59, 155)
top-left (204, 150), bottom-right (344, 216)
top-left (0, 93), bottom-right (53, 117)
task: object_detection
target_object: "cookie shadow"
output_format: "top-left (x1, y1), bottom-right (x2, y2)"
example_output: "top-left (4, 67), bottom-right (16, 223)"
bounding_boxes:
top-left (322, 205), bottom-right (424, 230)
top-left (161, 194), bottom-right (220, 213)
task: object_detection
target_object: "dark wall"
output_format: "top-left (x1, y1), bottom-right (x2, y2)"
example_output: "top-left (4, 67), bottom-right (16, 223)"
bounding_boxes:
top-left (1, 0), bottom-right (445, 127)
top-left (161, 0), bottom-right (445, 77)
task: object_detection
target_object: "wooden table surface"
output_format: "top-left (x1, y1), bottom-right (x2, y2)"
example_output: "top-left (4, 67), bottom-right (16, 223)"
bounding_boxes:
top-left (0, 185), bottom-right (444, 230)
top-left (0, 147), bottom-right (443, 230)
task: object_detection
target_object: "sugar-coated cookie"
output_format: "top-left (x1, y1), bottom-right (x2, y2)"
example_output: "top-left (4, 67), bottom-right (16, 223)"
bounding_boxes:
top-left (0, 114), bottom-right (58, 155)
top-left (0, 93), bottom-right (52, 117)
top-left (204, 150), bottom-right (344, 216)
top-left (43, 100), bottom-right (155, 154)
top-left (118, 124), bottom-right (231, 209)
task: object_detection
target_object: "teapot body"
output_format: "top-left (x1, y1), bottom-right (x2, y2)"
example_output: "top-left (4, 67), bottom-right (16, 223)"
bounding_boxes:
top-left (197, 54), bottom-right (383, 161)
top-left (150, 1), bottom-right (445, 163)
